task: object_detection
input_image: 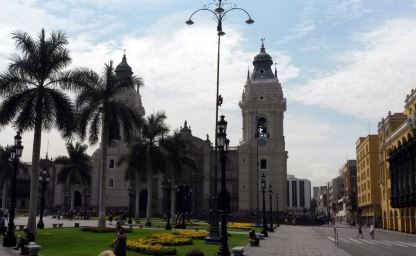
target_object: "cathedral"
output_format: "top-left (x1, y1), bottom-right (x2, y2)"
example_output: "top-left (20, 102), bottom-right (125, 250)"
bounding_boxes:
top-left (1, 43), bottom-right (288, 218)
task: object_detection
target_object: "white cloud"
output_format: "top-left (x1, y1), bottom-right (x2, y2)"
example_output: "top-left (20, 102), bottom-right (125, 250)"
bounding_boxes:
top-left (288, 18), bottom-right (416, 120)
top-left (323, 0), bottom-right (373, 24)
top-left (279, 21), bottom-right (315, 44)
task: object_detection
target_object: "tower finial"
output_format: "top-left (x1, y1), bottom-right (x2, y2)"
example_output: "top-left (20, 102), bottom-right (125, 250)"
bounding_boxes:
top-left (123, 49), bottom-right (126, 56)
top-left (260, 38), bottom-right (266, 53)
top-left (247, 66), bottom-right (250, 80)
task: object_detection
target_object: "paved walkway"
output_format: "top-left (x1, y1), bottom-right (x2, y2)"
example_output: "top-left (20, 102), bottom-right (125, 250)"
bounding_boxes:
top-left (0, 244), bottom-right (18, 256)
top-left (243, 225), bottom-right (351, 256)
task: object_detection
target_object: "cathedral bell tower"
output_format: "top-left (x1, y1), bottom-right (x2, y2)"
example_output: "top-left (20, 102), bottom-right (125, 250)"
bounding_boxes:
top-left (238, 41), bottom-right (288, 212)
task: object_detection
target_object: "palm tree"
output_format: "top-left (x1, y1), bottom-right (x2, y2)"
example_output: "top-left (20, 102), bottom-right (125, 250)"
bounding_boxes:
top-left (54, 142), bottom-right (92, 210)
top-left (0, 29), bottom-right (86, 232)
top-left (76, 61), bottom-right (143, 227)
top-left (117, 140), bottom-right (147, 218)
top-left (142, 112), bottom-right (169, 226)
top-left (161, 131), bottom-right (197, 224)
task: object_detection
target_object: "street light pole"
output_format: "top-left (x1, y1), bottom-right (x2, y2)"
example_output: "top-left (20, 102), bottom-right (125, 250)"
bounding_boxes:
top-left (37, 169), bottom-right (50, 229)
top-left (276, 192), bottom-right (279, 227)
top-left (128, 186), bottom-right (134, 224)
top-left (3, 131), bottom-right (23, 247)
top-left (261, 173), bottom-right (268, 237)
top-left (186, 0), bottom-right (254, 244)
top-left (268, 184), bottom-right (274, 232)
top-left (217, 115), bottom-right (230, 256)
top-left (255, 129), bottom-right (260, 225)
top-left (163, 179), bottom-right (172, 230)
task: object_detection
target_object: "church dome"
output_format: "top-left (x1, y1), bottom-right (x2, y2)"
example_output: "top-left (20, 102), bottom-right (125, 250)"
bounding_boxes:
top-left (251, 41), bottom-right (274, 80)
top-left (253, 47), bottom-right (272, 62)
top-left (115, 53), bottom-right (133, 76)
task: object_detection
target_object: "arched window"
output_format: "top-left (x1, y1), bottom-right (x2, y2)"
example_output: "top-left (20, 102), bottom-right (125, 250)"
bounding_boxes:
top-left (256, 117), bottom-right (268, 136)
top-left (108, 177), bottom-right (115, 188)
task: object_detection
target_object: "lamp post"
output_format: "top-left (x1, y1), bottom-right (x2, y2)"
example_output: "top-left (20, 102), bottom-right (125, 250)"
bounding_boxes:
top-left (255, 129), bottom-right (260, 225)
top-left (37, 169), bottom-right (50, 229)
top-left (276, 192), bottom-right (279, 227)
top-left (3, 131), bottom-right (23, 247)
top-left (261, 173), bottom-right (268, 237)
top-left (128, 186), bottom-right (134, 224)
top-left (163, 179), bottom-right (172, 230)
top-left (217, 115), bottom-right (230, 256)
top-left (268, 184), bottom-right (274, 232)
top-left (186, 0), bottom-right (254, 244)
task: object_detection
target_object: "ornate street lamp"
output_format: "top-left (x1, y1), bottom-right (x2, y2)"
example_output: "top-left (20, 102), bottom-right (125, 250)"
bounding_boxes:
top-left (3, 131), bottom-right (23, 247)
top-left (217, 115), bottom-right (230, 256)
top-left (162, 179), bottom-right (172, 230)
top-left (186, 0), bottom-right (254, 244)
top-left (276, 192), bottom-right (280, 227)
top-left (127, 186), bottom-right (135, 224)
top-left (268, 184), bottom-right (274, 232)
top-left (37, 169), bottom-right (50, 229)
top-left (261, 173), bottom-right (268, 237)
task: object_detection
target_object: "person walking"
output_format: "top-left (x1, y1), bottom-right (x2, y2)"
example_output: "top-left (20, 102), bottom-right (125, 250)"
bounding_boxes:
top-left (369, 224), bottom-right (375, 239)
top-left (113, 226), bottom-right (126, 256)
top-left (356, 224), bottom-right (364, 239)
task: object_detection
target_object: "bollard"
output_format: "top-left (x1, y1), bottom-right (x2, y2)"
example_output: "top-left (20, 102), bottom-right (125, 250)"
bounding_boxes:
top-left (25, 242), bottom-right (42, 256)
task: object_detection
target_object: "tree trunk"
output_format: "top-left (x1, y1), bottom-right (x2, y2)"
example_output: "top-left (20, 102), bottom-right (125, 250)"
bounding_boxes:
top-left (146, 169), bottom-right (153, 225)
top-left (98, 111), bottom-right (109, 227)
top-left (2, 181), bottom-right (8, 209)
top-left (135, 178), bottom-right (140, 219)
top-left (27, 115), bottom-right (43, 233)
top-left (170, 175), bottom-right (176, 224)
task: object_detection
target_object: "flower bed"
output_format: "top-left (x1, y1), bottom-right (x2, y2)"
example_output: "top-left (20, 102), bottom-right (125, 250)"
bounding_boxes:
top-left (228, 223), bottom-right (255, 230)
top-left (80, 226), bottom-right (132, 233)
top-left (127, 239), bottom-right (176, 255)
top-left (173, 230), bottom-right (209, 240)
top-left (148, 233), bottom-right (192, 246)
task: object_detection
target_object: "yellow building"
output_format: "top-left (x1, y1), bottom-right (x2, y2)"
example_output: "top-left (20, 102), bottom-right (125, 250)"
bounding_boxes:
top-left (356, 135), bottom-right (381, 226)
top-left (378, 89), bottom-right (416, 233)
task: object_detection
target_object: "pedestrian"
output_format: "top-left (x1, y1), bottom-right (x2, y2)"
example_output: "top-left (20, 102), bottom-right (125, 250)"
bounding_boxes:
top-left (14, 228), bottom-right (35, 254)
top-left (0, 211), bottom-right (6, 236)
top-left (109, 215), bottom-right (113, 225)
top-left (356, 224), bottom-right (364, 239)
top-left (113, 226), bottom-right (126, 256)
top-left (369, 224), bottom-right (375, 239)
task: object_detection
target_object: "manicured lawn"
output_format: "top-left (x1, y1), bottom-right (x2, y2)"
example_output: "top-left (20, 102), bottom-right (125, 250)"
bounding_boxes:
top-left (32, 228), bottom-right (248, 256)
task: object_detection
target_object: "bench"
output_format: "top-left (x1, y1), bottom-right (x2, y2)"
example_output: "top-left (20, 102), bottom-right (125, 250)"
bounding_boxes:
top-left (18, 225), bottom-right (25, 230)
top-left (257, 233), bottom-right (265, 240)
top-left (25, 242), bottom-right (41, 256)
top-left (52, 223), bottom-right (64, 228)
top-left (249, 239), bottom-right (259, 246)
top-left (232, 246), bottom-right (244, 256)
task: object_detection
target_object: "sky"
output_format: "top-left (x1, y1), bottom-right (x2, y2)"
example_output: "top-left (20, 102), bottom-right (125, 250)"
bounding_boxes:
top-left (1, 0), bottom-right (416, 188)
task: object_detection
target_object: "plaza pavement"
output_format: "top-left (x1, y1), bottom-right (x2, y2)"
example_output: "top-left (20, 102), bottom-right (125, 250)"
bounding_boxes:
top-left (243, 225), bottom-right (351, 256)
top-left (0, 216), bottom-right (352, 256)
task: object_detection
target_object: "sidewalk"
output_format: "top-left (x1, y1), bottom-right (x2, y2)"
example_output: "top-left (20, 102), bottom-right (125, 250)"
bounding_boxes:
top-left (0, 244), bottom-right (18, 256)
top-left (243, 225), bottom-right (351, 256)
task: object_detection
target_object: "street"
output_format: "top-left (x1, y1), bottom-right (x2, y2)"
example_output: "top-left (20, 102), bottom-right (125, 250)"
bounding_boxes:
top-left (314, 225), bottom-right (416, 256)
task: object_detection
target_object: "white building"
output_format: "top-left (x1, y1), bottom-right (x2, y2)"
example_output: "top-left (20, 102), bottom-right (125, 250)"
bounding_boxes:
top-left (286, 175), bottom-right (311, 215)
